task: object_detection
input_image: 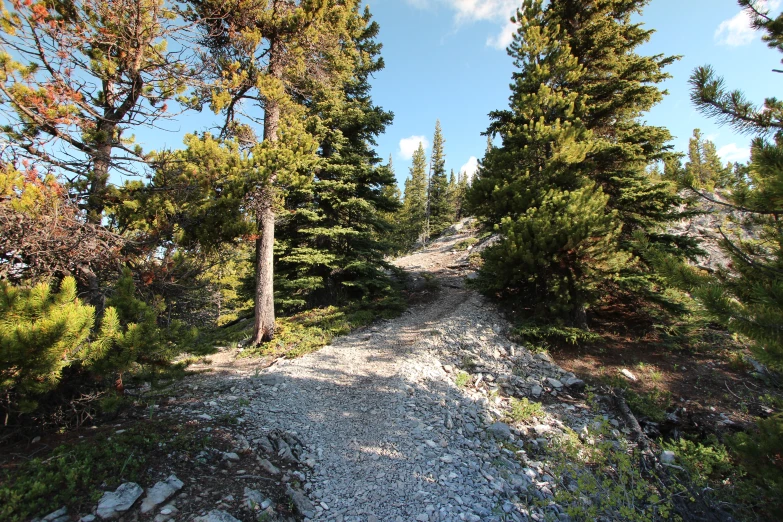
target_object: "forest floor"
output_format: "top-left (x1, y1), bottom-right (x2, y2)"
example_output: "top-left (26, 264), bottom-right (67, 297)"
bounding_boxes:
top-left (5, 222), bottom-right (782, 522)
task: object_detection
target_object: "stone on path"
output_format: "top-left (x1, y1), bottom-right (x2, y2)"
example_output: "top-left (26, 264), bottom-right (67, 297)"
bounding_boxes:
top-left (487, 422), bottom-right (512, 440)
top-left (140, 475), bottom-right (184, 514)
top-left (193, 510), bottom-right (241, 522)
top-left (96, 482), bottom-right (143, 520)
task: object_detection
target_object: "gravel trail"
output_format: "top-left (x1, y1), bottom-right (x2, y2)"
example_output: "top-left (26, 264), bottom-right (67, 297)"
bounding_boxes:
top-left (184, 226), bottom-right (603, 522)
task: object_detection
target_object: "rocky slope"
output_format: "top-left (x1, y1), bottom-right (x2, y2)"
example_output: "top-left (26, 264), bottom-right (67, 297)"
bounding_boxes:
top-left (50, 223), bottom-right (652, 522)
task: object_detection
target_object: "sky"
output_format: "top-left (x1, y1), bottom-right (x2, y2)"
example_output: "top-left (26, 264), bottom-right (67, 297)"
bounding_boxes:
top-left (356, 0), bottom-right (783, 188)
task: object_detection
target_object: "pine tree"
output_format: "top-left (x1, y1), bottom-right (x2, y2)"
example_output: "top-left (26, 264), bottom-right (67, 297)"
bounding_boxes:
top-left (427, 120), bottom-right (454, 237)
top-left (545, 0), bottom-right (699, 289)
top-left (274, 6), bottom-right (400, 311)
top-left (466, 0), bottom-right (630, 326)
top-left (379, 156), bottom-right (406, 254)
top-left (193, 0), bottom-right (363, 344)
top-left (447, 169), bottom-right (458, 220)
top-left (0, 0), bottom-right (198, 223)
top-left (686, 0), bottom-right (783, 368)
top-left (401, 143), bottom-right (428, 248)
top-left (455, 170), bottom-right (470, 219)
top-left (671, 129), bottom-right (733, 190)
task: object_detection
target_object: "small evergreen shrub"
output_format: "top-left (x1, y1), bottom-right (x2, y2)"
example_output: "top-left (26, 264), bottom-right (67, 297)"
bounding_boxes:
top-left (0, 277), bottom-right (95, 413)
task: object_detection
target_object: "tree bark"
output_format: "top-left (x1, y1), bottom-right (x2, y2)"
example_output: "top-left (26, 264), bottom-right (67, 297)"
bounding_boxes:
top-left (252, 196), bottom-right (276, 343)
top-left (251, 37), bottom-right (282, 345)
top-left (87, 123), bottom-right (114, 224)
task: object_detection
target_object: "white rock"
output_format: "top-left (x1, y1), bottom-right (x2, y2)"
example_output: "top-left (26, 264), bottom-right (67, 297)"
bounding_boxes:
top-left (140, 475), bottom-right (184, 514)
top-left (661, 450), bottom-right (676, 464)
top-left (620, 369), bottom-right (638, 382)
top-left (96, 483), bottom-right (144, 520)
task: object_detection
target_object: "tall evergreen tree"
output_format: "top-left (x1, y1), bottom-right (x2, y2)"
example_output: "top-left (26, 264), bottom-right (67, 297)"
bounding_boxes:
top-left (668, 129), bottom-right (733, 190)
top-left (545, 0), bottom-right (696, 276)
top-left (466, 0), bottom-right (630, 326)
top-left (192, 0), bottom-right (362, 344)
top-left (469, 0), bottom-right (698, 326)
top-left (455, 170), bottom-right (470, 219)
top-left (427, 120), bottom-right (453, 237)
top-left (401, 143), bottom-right (428, 247)
top-left (274, 6), bottom-right (399, 311)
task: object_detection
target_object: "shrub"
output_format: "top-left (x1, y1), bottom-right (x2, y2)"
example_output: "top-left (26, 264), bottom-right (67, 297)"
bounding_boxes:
top-left (509, 397), bottom-right (544, 422)
top-left (0, 277), bottom-right (95, 413)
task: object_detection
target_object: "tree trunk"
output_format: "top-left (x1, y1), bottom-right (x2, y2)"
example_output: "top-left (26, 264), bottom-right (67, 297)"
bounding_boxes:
top-left (251, 39), bottom-right (282, 345)
top-left (573, 304), bottom-right (589, 331)
top-left (87, 124), bottom-right (113, 224)
top-left (252, 196), bottom-right (276, 344)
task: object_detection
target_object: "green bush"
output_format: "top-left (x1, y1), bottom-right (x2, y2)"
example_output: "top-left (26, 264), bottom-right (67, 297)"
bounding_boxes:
top-left (0, 277), bottom-right (94, 413)
top-left (1, 270), bottom-right (197, 417)
top-left (727, 414), bottom-right (783, 517)
top-left (0, 422), bottom-right (207, 521)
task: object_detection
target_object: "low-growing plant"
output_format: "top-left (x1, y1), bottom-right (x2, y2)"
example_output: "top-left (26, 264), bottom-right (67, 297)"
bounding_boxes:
top-left (514, 322), bottom-right (602, 347)
top-left (0, 422), bottom-right (207, 521)
top-left (545, 425), bottom-right (677, 521)
top-left (455, 370), bottom-right (471, 388)
top-left (460, 355), bottom-right (477, 371)
top-left (509, 397), bottom-right (544, 422)
top-left (454, 237), bottom-right (479, 251)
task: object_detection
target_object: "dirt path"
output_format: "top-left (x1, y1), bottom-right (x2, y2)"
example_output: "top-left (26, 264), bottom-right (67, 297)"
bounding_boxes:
top-left (174, 227), bottom-right (609, 522)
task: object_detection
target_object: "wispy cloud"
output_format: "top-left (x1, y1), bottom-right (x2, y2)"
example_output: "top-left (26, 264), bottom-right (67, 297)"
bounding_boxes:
top-left (717, 143), bottom-right (750, 163)
top-left (715, 0), bottom-right (781, 46)
top-left (404, 0), bottom-right (519, 50)
top-left (460, 156), bottom-right (480, 179)
top-left (399, 135), bottom-right (430, 160)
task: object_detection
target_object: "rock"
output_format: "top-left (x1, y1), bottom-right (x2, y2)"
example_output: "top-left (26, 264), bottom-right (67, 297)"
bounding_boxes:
top-left (661, 451), bottom-right (676, 464)
top-left (80, 516), bottom-right (96, 522)
top-left (244, 487), bottom-right (266, 510)
top-left (619, 369), bottom-right (638, 382)
top-left (257, 374), bottom-right (283, 386)
top-left (223, 452), bottom-right (240, 461)
top-left (193, 510), bottom-right (241, 522)
top-left (533, 425), bottom-right (551, 436)
top-left (96, 482), bottom-right (144, 520)
top-left (531, 385), bottom-right (543, 398)
top-left (140, 475), bottom-right (184, 514)
top-left (257, 457), bottom-right (280, 475)
top-left (286, 485), bottom-right (316, 518)
top-left (43, 507), bottom-right (68, 522)
top-left (546, 378), bottom-right (563, 389)
top-left (488, 422), bottom-right (512, 440)
top-left (564, 377), bottom-right (586, 393)
top-left (255, 436), bottom-right (274, 455)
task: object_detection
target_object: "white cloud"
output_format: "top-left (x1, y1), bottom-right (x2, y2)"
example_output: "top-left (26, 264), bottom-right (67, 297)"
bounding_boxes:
top-left (715, 0), bottom-right (781, 46)
top-left (460, 156), bottom-right (480, 179)
top-left (717, 143), bottom-right (750, 163)
top-left (486, 20), bottom-right (517, 50)
top-left (399, 135), bottom-right (430, 160)
top-left (405, 0), bottom-right (519, 50)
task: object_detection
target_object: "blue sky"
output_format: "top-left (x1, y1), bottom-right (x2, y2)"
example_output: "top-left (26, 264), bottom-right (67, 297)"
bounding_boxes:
top-left (359, 0), bottom-right (783, 188)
